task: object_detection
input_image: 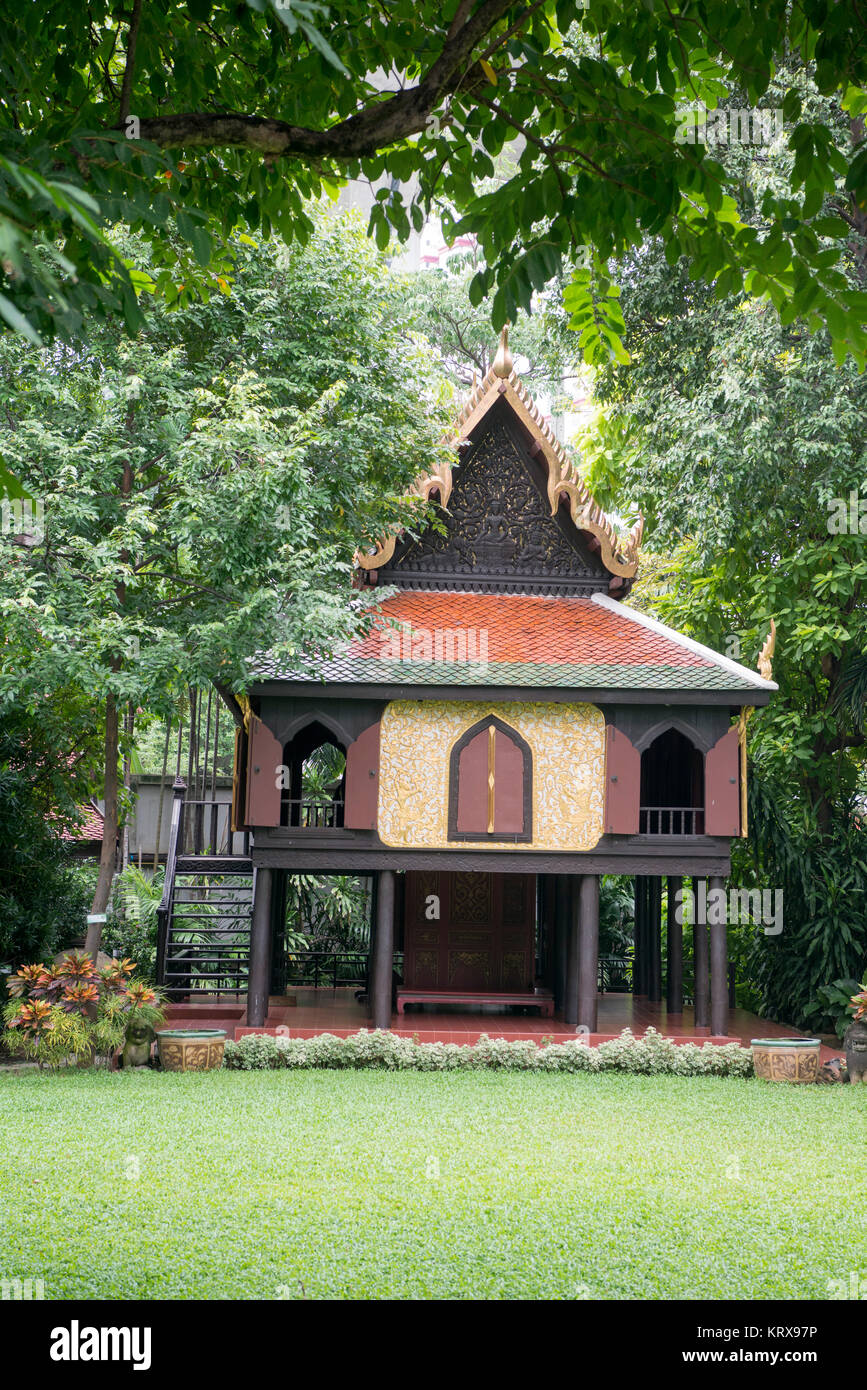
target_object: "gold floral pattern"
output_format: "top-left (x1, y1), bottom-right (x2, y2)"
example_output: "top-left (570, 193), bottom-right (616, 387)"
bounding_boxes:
top-left (158, 1035), bottom-right (226, 1072)
top-left (451, 871), bottom-right (492, 922)
top-left (378, 700), bottom-right (605, 851)
top-left (751, 1043), bottom-right (819, 1083)
top-left (448, 951), bottom-right (490, 986)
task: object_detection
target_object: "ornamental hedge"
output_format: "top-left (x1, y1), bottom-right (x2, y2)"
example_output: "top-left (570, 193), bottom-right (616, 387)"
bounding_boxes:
top-left (222, 1027), bottom-right (754, 1077)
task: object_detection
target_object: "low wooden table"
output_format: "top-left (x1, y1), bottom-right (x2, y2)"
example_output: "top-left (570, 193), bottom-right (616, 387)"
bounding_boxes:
top-left (396, 988), bottom-right (555, 1017)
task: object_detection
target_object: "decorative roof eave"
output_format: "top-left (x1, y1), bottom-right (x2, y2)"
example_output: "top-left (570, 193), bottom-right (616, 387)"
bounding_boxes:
top-left (353, 453), bottom-right (455, 572)
top-left (354, 328), bottom-right (643, 580)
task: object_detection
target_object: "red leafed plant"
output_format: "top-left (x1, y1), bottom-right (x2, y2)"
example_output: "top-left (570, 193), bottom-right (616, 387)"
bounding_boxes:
top-left (28, 965), bottom-right (66, 1001)
top-left (121, 980), bottom-right (157, 1011)
top-left (7, 999), bottom-right (55, 1037)
top-left (3, 951), bottom-right (165, 1068)
top-left (99, 958), bottom-right (137, 994)
top-left (7, 963), bottom-right (48, 998)
top-left (849, 987), bottom-right (867, 1022)
top-left (59, 982), bottom-right (100, 1014)
top-left (57, 951), bottom-right (100, 984)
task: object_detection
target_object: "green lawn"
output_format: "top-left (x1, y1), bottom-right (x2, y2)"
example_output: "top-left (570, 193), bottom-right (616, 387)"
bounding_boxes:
top-left (0, 1069), bottom-right (863, 1300)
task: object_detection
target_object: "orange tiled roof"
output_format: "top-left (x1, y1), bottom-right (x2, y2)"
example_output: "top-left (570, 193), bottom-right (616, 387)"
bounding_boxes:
top-left (255, 590), bottom-right (771, 695)
top-left (61, 801), bottom-right (104, 843)
top-left (354, 591), bottom-right (703, 665)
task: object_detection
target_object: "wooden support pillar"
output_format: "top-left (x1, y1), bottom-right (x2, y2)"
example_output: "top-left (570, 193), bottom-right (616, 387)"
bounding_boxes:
top-left (372, 869), bottom-right (395, 1031)
top-left (577, 873), bottom-right (599, 1033)
top-left (553, 875), bottom-right (569, 1012)
top-left (541, 876), bottom-right (556, 990)
top-left (564, 875), bottom-right (580, 1027)
top-left (270, 869), bottom-right (289, 998)
top-left (640, 876), bottom-right (652, 996)
top-left (248, 866), bottom-right (274, 1027)
top-left (709, 874), bottom-right (730, 1038)
top-left (633, 876), bottom-right (646, 995)
top-left (693, 877), bottom-right (710, 1031)
top-left (366, 872), bottom-right (379, 1006)
top-left (648, 877), bottom-right (662, 1003)
top-left (666, 875), bottom-right (684, 1014)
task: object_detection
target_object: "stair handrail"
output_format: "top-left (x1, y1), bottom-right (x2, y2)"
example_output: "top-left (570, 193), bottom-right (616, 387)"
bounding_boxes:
top-left (156, 777), bottom-right (186, 986)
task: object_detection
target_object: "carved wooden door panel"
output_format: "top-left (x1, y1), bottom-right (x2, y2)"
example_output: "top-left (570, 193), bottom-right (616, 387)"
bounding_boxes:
top-left (403, 872), bottom-right (536, 991)
top-left (447, 871), bottom-right (496, 989)
top-left (403, 871), bottom-right (442, 989)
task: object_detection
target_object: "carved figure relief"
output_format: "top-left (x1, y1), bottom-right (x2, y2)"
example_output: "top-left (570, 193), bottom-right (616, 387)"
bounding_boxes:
top-left (383, 416), bottom-right (606, 591)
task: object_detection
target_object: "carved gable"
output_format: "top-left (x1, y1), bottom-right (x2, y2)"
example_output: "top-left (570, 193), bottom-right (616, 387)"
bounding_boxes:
top-left (381, 406), bottom-right (610, 595)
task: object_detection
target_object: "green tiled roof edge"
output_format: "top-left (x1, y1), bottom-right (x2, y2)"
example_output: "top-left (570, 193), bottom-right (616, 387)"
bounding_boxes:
top-left (252, 656), bottom-right (757, 691)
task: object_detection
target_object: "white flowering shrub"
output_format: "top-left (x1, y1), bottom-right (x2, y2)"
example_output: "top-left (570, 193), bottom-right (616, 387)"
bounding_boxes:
top-left (222, 1026), bottom-right (754, 1077)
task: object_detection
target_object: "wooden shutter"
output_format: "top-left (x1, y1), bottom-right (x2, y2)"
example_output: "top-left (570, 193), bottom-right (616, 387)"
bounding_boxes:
top-left (604, 724), bottom-right (640, 834)
top-left (244, 715), bottom-right (282, 828)
top-left (456, 727), bottom-right (489, 832)
top-left (493, 727), bottom-right (524, 834)
top-left (231, 724), bottom-right (247, 832)
top-left (453, 722), bottom-right (529, 837)
top-left (344, 721), bottom-right (381, 830)
top-left (705, 725), bottom-right (740, 836)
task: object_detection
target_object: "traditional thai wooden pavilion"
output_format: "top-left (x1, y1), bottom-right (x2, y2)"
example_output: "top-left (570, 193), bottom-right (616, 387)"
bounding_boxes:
top-left (156, 331), bottom-right (776, 1039)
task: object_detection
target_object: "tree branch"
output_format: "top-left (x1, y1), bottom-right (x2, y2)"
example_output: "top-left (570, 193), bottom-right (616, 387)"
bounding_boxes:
top-left (135, 0), bottom-right (515, 158)
top-left (119, 0), bottom-right (143, 125)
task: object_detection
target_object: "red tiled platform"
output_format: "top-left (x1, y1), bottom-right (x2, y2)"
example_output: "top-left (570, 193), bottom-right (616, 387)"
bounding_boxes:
top-left (162, 990), bottom-right (838, 1055)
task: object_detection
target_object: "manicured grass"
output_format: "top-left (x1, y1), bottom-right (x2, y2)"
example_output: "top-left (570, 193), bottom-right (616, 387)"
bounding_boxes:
top-left (0, 1069), bottom-right (862, 1300)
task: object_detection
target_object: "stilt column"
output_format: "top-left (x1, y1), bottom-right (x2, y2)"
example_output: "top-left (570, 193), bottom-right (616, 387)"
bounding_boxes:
top-left (648, 877), bottom-right (662, 1003)
top-left (248, 866), bottom-right (274, 1027)
top-left (553, 875), bottom-right (569, 1013)
top-left (564, 875), bottom-right (580, 1027)
top-left (633, 876), bottom-right (646, 995)
top-left (709, 874), bottom-right (730, 1038)
top-left (666, 875), bottom-right (684, 1014)
top-left (371, 869), bottom-right (395, 1031)
top-left (693, 877), bottom-right (710, 1032)
top-left (577, 873), bottom-right (599, 1033)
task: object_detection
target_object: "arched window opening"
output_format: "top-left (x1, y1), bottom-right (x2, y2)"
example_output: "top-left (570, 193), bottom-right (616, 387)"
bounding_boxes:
top-left (280, 721), bottom-right (347, 828)
top-left (639, 728), bottom-right (704, 835)
top-left (447, 716), bottom-right (532, 842)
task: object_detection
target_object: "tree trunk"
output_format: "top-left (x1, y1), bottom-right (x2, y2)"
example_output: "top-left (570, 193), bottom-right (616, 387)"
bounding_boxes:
top-left (86, 692), bottom-right (120, 957)
top-left (119, 701), bottom-right (134, 874)
top-left (152, 717), bottom-right (171, 872)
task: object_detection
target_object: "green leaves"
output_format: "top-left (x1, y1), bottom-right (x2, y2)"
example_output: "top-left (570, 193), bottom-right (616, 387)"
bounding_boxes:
top-left (176, 210), bottom-right (212, 267)
top-left (0, 214), bottom-right (451, 743)
top-left (564, 266), bottom-right (629, 366)
top-left (0, 0), bottom-right (865, 359)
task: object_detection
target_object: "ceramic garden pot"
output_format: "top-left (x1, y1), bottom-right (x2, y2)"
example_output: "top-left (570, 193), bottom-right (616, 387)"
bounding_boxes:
top-left (843, 1020), bottom-right (867, 1083)
top-left (156, 1028), bottom-right (227, 1072)
top-left (750, 1037), bottom-right (820, 1083)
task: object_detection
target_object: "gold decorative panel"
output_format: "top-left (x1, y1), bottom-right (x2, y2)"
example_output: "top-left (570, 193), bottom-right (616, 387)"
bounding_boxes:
top-left (378, 700), bottom-right (605, 851)
top-left (451, 872), bottom-right (492, 923)
top-left (449, 951), bottom-right (491, 987)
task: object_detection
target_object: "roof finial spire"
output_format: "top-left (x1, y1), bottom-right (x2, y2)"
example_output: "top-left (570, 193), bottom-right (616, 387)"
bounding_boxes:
top-left (492, 323), bottom-right (513, 378)
top-left (757, 618), bottom-right (776, 681)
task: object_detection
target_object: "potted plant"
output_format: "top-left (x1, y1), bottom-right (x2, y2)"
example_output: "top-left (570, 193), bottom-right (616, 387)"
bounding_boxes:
top-left (750, 1035), bottom-right (821, 1083)
top-left (155, 1028), bottom-right (228, 1072)
top-left (843, 984), bottom-right (867, 1084)
top-left (3, 953), bottom-right (165, 1068)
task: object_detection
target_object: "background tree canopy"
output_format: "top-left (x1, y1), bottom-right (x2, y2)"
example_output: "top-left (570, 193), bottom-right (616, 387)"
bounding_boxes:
top-left (580, 64), bottom-right (867, 1028)
top-left (0, 211), bottom-right (453, 923)
top-left (2, 1), bottom-right (867, 365)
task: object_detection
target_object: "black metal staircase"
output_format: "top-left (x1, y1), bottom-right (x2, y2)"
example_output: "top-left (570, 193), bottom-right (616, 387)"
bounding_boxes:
top-left (156, 779), bottom-right (255, 999)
